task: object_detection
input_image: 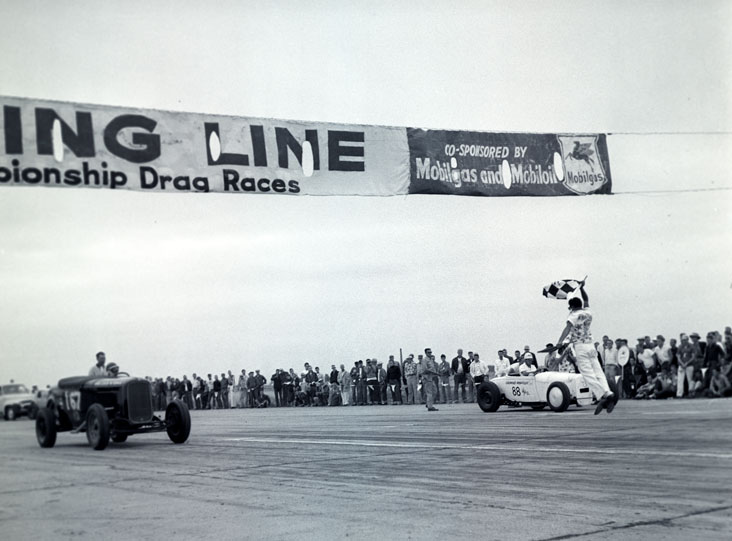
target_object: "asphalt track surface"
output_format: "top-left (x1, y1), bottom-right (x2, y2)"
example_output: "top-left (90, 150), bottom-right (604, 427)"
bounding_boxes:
top-left (1, 398), bottom-right (731, 541)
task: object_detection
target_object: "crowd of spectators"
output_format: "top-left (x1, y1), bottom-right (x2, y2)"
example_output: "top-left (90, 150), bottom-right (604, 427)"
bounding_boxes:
top-left (143, 326), bottom-right (732, 410)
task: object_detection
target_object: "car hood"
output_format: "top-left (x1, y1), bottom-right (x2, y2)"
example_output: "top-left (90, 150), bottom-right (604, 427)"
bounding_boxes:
top-left (0, 392), bottom-right (35, 404)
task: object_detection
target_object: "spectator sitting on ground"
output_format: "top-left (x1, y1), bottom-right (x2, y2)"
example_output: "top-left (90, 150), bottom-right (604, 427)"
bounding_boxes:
top-left (688, 369), bottom-right (705, 398)
top-left (635, 369), bottom-right (659, 399)
top-left (708, 367), bottom-right (732, 398)
top-left (653, 366), bottom-right (676, 399)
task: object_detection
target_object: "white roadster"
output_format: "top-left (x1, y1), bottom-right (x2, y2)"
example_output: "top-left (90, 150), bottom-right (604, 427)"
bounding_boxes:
top-left (477, 371), bottom-right (617, 413)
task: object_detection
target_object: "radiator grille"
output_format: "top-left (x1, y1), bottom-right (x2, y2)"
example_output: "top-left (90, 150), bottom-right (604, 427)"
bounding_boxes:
top-left (127, 380), bottom-right (153, 423)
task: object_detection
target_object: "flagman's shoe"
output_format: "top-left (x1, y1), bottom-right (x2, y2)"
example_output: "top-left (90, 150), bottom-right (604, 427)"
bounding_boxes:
top-left (594, 397), bottom-right (607, 415)
top-left (427, 407), bottom-right (439, 411)
top-left (605, 394), bottom-right (617, 414)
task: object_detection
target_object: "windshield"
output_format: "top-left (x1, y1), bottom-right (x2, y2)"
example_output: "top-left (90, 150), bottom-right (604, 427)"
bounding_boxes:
top-left (2, 384), bottom-right (30, 394)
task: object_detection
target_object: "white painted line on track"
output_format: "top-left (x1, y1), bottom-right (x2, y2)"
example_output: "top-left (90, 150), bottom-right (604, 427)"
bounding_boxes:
top-left (222, 437), bottom-right (732, 460)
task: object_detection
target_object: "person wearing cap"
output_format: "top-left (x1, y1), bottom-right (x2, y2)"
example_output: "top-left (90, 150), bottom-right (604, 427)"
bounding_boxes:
top-left (105, 362), bottom-right (120, 377)
top-left (521, 346), bottom-right (538, 369)
top-left (555, 282), bottom-right (615, 414)
top-left (89, 351), bottom-right (107, 377)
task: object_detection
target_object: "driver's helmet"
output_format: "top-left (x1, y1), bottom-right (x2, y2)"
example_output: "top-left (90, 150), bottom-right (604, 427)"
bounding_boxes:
top-left (106, 362), bottom-right (119, 376)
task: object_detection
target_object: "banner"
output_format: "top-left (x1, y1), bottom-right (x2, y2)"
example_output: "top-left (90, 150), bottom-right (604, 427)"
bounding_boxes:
top-left (407, 129), bottom-right (611, 196)
top-left (1, 96), bottom-right (612, 197)
top-left (0, 96), bottom-right (410, 196)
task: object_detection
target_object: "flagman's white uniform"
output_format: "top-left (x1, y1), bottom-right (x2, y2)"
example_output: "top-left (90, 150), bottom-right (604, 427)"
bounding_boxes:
top-left (567, 308), bottom-right (611, 400)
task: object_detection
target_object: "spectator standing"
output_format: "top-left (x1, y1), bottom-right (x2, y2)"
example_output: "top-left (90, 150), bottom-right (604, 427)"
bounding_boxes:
top-left (403, 355), bottom-right (419, 405)
top-left (377, 362), bottom-right (387, 405)
top-left (419, 349), bottom-right (439, 411)
top-left (212, 375), bottom-right (222, 409)
top-left (272, 369), bottom-right (283, 407)
top-left (653, 335), bottom-right (672, 370)
top-left (602, 338), bottom-right (619, 385)
top-left (703, 332), bottom-right (726, 390)
top-left (365, 360), bottom-right (379, 405)
top-left (386, 357), bottom-right (402, 405)
top-left (237, 371), bottom-right (247, 407)
top-left (466, 351), bottom-right (476, 402)
top-left (349, 362), bottom-right (360, 406)
top-left (495, 350), bottom-right (511, 377)
top-left (220, 373), bottom-right (230, 408)
top-left (451, 349), bottom-right (468, 404)
top-left (338, 364), bottom-right (351, 406)
top-left (89, 352), bottom-right (107, 376)
top-left (437, 355), bottom-right (451, 404)
top-left (182, 375), bottom-right (193, 409)
top-left (470, 353), bottom-right (485, 385)
top-left (676, 334), bottom-right (696, 398)
top-left (638, 342), bottom-right (656, 373)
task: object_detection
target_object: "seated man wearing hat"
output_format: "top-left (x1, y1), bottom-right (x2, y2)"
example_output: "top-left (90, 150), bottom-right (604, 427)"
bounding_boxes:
top-left (106, 362), bottom-right (120, 377)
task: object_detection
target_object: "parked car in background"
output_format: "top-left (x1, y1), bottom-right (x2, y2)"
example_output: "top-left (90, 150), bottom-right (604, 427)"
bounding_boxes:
top-left (0, 383), bottom-right (38, 420)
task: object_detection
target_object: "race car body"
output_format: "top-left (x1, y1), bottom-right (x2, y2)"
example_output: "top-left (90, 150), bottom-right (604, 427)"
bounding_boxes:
top-left (36, 374), bottom-right (190, 450)
top-left (477, 371), bottom-right (613, 413)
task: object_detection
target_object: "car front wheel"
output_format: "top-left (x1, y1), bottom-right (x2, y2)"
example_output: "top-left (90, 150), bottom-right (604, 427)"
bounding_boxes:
top-left (5, 406), bottom-right (18, 421)
top-left (36, 408), bottom-right (57, 448)
top-left (165, 399), bottom-right (191, 444)
top-left (547, 382), bottom-right (571, 412)
top-left (477, 381), bottom-right (502, 412)
top-left (86, 404), bottom-right (110, 450)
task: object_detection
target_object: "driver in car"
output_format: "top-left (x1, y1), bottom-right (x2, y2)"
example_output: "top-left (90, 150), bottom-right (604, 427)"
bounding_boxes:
top-left (106, 362), bottom-right (120, 377)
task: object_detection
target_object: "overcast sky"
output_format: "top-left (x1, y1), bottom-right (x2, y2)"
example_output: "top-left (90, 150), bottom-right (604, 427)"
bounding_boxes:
top-left (1, 1), bottom-right (731, 387)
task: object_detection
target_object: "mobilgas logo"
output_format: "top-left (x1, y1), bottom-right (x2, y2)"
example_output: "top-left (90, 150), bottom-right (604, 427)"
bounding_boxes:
top-left (557, 135), bottom-right (608, 195)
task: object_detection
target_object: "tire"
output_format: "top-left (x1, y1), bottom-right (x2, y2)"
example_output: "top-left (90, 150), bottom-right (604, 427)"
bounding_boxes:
top-left (5, 406), bottom-right (17, 421)
top-left (111, 433), bottom-right (128, 443)
top-left (86, 403), bottom-right (110, 450)
top-left (547, 382), bottom-right (571, 412)
top-left (477, 381), bottom-right (501, 412)
top-left (165, 399), bottom-right (191, 444)
top-left (28, 403), bottom-right (39, 420)
top-left (36, 408), bottom-right (57, 448)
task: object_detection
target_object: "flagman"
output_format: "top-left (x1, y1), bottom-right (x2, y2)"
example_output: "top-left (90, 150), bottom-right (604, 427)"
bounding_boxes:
top-left (554, 281), bottom-right (616, 414)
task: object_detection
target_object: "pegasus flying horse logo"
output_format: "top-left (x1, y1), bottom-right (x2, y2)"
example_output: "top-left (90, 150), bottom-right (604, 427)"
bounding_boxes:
top-left (557, 135), bottom-right (608, 194)
top-left (566, 141), bottom-right (595, 166)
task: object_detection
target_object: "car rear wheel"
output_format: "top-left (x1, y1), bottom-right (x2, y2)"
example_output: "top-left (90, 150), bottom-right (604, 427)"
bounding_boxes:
top-left (165, 399), bottom-right (191, 444)
top-left (36, 408), bottom-right (57, 448)
top-left (86, 404), bottom-right (110, 450)
top-left (547, 382), bottom-right (571, 412)
top-left (477, 381), bottom-right (501, 412)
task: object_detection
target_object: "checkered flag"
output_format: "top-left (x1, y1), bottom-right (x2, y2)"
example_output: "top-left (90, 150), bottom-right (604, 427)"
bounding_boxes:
top-left (542, 277), bottom-right (586, 300)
